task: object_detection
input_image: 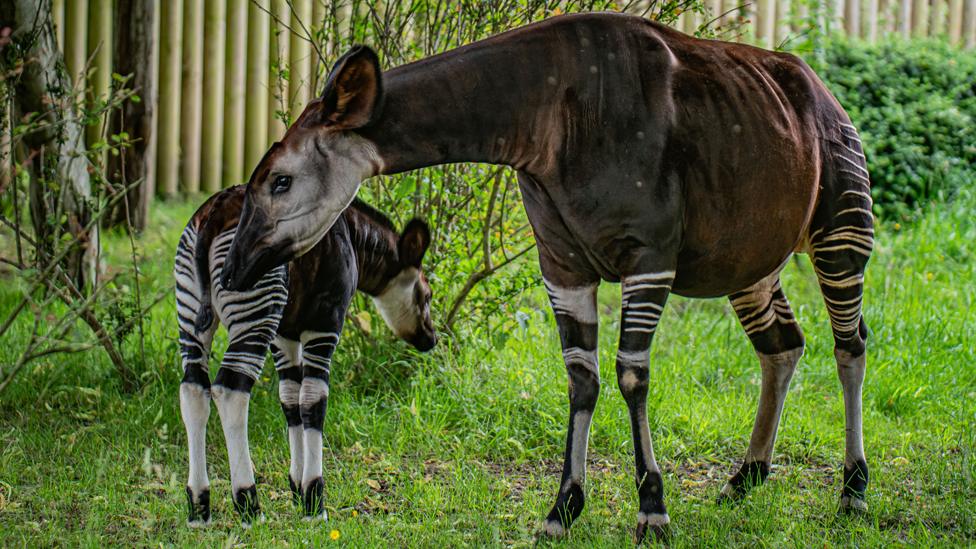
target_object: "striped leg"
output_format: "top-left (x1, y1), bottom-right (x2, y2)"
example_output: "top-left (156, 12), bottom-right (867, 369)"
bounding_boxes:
top-left (273, 337), bottom-right (304, 504)
top-left (299, 330), bottom-right (339, 520)
top-left (720, 272), bottom-right (805, 502)
top-left (617, 271), bottom-right (674, 543)
top-left (814, 123), bottom-right (875, 513)
top-left (175, 228), bottom-right (216, 525)
top-left (209, 230), bottom-right (288, 523)
top-left (541, 279), bottom-right (600, 537)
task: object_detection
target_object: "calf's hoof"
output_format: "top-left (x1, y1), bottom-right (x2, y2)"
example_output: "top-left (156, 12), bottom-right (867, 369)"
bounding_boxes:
top-left (838, 494), bottom-right (868, 514)
top-left (538, 518), bottom-right (568, 538)
top-left (233, 485), bottom-right (262, 525)
top-left (635, 512), bottom-right (671, 545)
top-left (302, 477), bottom-right (326, 520)
top-left (185, 486), bottom-right (211, 526)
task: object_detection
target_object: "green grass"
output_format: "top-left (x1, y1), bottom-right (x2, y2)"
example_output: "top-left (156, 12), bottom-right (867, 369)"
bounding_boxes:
top-left (1, 191), bottom-right (974, 547)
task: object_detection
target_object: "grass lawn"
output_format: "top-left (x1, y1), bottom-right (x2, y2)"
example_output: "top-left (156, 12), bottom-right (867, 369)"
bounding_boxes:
top-left (1, 192), bottom-right (974, 547)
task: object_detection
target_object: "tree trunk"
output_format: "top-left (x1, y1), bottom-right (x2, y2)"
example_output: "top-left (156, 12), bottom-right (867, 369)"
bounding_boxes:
top-left (107, 0), bottom-right (157, 231)
top-left (2, 0), bottom-right (99, 291)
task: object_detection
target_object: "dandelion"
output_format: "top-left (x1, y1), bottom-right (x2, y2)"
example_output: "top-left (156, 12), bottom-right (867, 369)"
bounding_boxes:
top-left (352, 509), bottom-right (358, 517)
top-left (894, 223), bottom-right (901, 230)
top-left (926, 272), bottom-right (934, 281)
top-left (330, 529), bottom-right (340, 541)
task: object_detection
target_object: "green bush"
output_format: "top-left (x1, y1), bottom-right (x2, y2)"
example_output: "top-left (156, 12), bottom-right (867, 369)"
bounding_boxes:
top-left (813, 40), bottom-right (976, 218)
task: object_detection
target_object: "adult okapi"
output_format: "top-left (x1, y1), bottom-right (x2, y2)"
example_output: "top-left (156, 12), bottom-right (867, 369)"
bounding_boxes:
top-left (221, 12), bottom-right (874, 542)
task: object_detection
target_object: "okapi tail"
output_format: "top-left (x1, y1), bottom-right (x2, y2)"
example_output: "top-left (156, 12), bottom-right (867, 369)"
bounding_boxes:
top-left (192, 221), bottom-right (217, 335)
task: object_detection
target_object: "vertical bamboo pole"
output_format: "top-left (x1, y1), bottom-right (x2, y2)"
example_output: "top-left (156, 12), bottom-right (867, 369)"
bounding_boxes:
top-left (245, 0), bottom-right (270, 173)
top-left (930, 0), bottom-right (945, 36)
top-left (899, 0), bottom-right (912, 36)
top-left (755, 0), bottom-right (775, 48)
top-left (289, 0), bottom-right (313, 122)
top-left (682, 11), bottom-right (698, 34)
top-left (223, 0), bottom-right (247, 186)
top-left (949, 0), bottom-right (964, 42)
top-left (831, 0), bottom-right (844, 34)
top-left (846, 0), bottom-right (861, 38)
top-left (796, 2), bottom-right (810, 33)
top-left (157, 0), bottom-right (183, 197)
top-left (86, 0), bottom-right (112, 150)
top-left (775, 0), bottom-right (790, 46)
top-left (200, 0), bottom-right (226, 193)
top-left (709, 0), bottom-right (723, 28)
top-left (53, 0), bottom-right (65, 49)
top-left (268, 0), bottom-right (290, 142)
top-left (64, 0), bottom-right (88, 87)
top-left (721, 0), bottom-right (736, 32)
top-left (310, 0), bottom-right (327, 96)
top-left (912, 0), bottom-right (928, 36)
top-left (965, 0), bottom-right (976, 47)
top-left (180, 0), bottom-right (204, 194)
top-left (866, 0), bottom-right (880, 41)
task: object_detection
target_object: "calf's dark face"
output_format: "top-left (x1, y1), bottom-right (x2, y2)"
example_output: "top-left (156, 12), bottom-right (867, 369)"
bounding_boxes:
top-left (373, 220), bottom-right (438, 352)
top-left (221, 46), bottom-right (384, 291)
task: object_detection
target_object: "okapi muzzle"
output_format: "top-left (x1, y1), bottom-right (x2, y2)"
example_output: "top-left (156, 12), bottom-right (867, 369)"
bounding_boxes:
top-left (221, 202), bottom-right (293, 292)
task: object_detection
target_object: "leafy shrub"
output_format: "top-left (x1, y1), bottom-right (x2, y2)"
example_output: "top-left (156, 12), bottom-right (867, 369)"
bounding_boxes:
top-left (813, 40), bottom-right (976, 218)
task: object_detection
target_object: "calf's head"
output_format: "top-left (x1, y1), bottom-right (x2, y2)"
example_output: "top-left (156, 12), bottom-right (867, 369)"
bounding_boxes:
top-left (373, 220), bottom-right (437, 352)
top-left (221, 46), bottom-right (384, 291)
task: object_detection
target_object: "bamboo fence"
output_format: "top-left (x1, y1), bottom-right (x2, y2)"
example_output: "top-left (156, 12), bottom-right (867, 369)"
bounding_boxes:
top-left (54, 0), bottom-right (976, 198)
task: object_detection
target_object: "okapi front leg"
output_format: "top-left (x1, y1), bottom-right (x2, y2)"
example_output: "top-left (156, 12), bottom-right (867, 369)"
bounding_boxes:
top-left (273, 338), bottom-right (304, 504)
top-left (299, 331), bottom-right (338, 520)
top-left (541, 280), bottom-right (600, 537)
top-left (212, 368), bottom-right (260, 523)
top-left (618, 271), bottom-right (674, 543)
top-left (721, 273), bottom-right (805, 502)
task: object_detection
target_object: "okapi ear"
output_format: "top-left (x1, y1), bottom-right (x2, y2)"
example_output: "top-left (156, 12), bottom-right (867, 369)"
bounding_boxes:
top-left (306, 45), bottom-right (383, 130)
top-left (398, 219), bottom-right (431, 268)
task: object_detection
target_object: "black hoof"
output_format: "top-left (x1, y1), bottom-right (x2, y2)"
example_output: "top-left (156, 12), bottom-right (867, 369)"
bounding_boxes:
top-left (542, 481), bottom-right (585, 534)
top-left (302, 477), bottom-right (325, 519)
top-left (289, 476), bottom-right (302, 506)
top-left (635, 512), bottom-right (671, 545)
top-left (838, 494), bottom-right (869, 515)
top-left (718, 461), bottom-right (769, 503)
top-left (233, 485), bottom-right (261, 523)
top-left (185, 486), bottom-right (211, 526)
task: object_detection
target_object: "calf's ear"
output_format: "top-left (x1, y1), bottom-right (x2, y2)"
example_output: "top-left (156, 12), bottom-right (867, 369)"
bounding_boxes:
top-left (304, 45), bottom-right (383, 130)
top-left (398, 219), bottom-right (431, 268)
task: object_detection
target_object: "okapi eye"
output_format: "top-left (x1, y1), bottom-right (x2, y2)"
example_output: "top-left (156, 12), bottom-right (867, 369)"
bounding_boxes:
top-left (271, 175), bottom-right (292, 195)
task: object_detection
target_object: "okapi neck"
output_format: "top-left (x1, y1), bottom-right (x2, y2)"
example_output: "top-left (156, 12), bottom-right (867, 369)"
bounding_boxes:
top-left (359, 38), bottom-right (552, 175)
top-left (345, 212), bottom-right (400, 297)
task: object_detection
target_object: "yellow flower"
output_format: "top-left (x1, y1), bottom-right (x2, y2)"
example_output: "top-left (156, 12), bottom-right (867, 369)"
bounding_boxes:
top-left (351, 509), bottom-right (358, 517)
top-left (330, 529), bottom-right (340, 541)
top-left (552, 7), bottom-right (563, 15)
top-left (894, 223), bottom-right (901, 230)
top-left (926, 272), bottom-right (933, 281)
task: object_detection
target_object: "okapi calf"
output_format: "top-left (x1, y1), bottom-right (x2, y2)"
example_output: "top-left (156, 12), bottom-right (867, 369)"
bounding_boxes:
top-left (221, 12), bottom-right (874, 542)
top-left (174, 185), bottom-right (435, 524)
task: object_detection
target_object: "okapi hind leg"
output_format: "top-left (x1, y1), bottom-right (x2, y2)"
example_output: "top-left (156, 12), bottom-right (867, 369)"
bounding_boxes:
top-left (299, 331), bottom-right (339, 521)
top-left (178, 327), bottom-right (215, 526)
top-left (540, 279), bottom-right (600, 538)
top-left (719, 272), bottom-right (805, 504)
top-left (617, 270), bottom-right (675, 544)
top-left (175, 227), bottom-right (216, 526)
top-left (813, 122), bottom-right (875, 513)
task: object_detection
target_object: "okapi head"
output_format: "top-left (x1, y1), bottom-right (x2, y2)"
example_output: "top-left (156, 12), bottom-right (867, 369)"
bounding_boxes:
top-left (221, 46), bottom-right (383, 291)
top-left (373, 217), bottom-right (436, 351)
